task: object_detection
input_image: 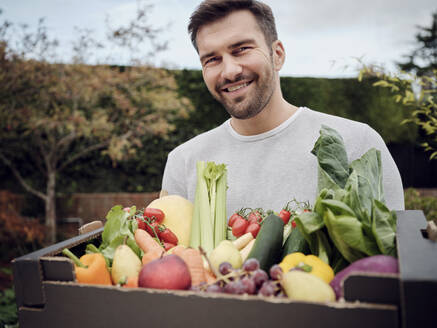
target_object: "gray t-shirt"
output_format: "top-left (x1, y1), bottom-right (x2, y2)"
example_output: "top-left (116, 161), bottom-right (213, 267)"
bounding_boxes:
top-left (162, 107), bottom-right (405, 217)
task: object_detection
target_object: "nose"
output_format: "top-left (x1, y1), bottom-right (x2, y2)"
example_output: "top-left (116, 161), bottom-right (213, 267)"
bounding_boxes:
top-left (220, 54), bottom-right (243, 82)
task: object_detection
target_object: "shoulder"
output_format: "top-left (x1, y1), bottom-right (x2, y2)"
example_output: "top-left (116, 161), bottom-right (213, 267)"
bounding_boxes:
top-left (300, 107), bottom-right (385, 157)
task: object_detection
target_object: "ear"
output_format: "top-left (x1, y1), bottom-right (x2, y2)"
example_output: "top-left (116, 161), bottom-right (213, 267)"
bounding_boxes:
top-left (271, 40), bottom-right (285, 71)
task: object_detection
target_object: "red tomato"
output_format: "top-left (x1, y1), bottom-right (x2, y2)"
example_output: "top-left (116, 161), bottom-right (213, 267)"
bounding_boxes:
top-left (144, 208), bottom-right (165, 224)
top-left (278, 209), bottom-right (291, 225)
top-left (228, 213), bottom-right (244, 227)
top-left (248, 211), bottom-right (263, 224)
top-left (245, 222), bottom-right (261, 238)
top-left (163, 242), bottom-right (176, 251)
top-left (232, 217), bottom-right (249, 237)
top-left (291, 220), bottom-right (297, 228)
top-left (145, 221), bottom-right (160, 237)
top-left (158, 227), bottom-right (179, 245)
top-left (136, 217), bottom-right (147, 230)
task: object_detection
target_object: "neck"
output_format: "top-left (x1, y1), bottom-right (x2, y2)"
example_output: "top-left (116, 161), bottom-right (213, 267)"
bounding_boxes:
top-left (230, 91), bottom-right (298, 136)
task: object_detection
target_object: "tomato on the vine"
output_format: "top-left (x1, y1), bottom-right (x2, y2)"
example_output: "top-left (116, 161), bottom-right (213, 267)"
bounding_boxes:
top-left (228, 213), bottom-right (244, 227)
top-left (136, 217), bottom-right (147, 231)
top-left (247, 210), bottom-right (263, 224)
top-left (144, 208), bottom-right (165, 224)
top-left (145, 221), bottom-right (160, 237)
top-left (163, 242), bottom-right (176, 251)
top-left (245, 222), bottom-right (261, 238)
top-left (232, 217), bottom-right (249, 237)
top-left (158, 227), bottom-right (179, 245)
top-left (278, 209), bottom-right (291, 225)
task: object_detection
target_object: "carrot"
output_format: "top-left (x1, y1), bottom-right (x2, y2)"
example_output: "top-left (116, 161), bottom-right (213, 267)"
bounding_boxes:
top-left (142, 249), bottom-right (163, 266)
top-left (173, 247), bottom-right (206, 286)
top-left (135, 229), bottom-right (165, 265)
top-left (204, 268), bottom-right (217, 285)
top-left (135, 229), bottom-right (163, 253)
top-left (122, 275), bottom-right (138, 288)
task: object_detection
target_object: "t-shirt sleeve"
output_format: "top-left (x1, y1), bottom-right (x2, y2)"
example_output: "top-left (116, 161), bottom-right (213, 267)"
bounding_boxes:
top-left (161, 149), bottom-right (188, 199)
top-left (364, 125), bottom-right (405, 210)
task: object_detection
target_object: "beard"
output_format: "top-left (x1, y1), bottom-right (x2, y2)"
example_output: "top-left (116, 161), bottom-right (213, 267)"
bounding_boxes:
top-left (212, 60), bottom-right (276, 120)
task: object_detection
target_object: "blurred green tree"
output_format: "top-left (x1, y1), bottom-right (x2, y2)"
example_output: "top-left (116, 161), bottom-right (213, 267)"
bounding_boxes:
top-left (0, 4), bottom-right (192, 243)
top-left (397, 11), bottom-right (437, 77)
top-left (359, 11), bottom-right (437, 160)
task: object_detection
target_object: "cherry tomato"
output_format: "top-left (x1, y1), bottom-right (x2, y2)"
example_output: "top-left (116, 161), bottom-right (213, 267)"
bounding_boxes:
top-left (136, 217), bottom-right (147, 230)
top-left (232, 217), bottom-right (249, 237)
top-left (228, 213), bottom-right (244, 227)
top-left (278, 209), bottom-right (291, 225)
top-left (158, 227), bottom-right (179, 245)
top-left (248, 211), bottom-right (263, 224)
top-left (163, 242), bottom-right (176, 251)
top-left (245, 222), bottom-right (261, 238)
top-left (291, 220), bottom-right (297, 228)
top-left (145, 221), bottom-right (160, 237)
top-left (144, 208), bottom-right (165, 224)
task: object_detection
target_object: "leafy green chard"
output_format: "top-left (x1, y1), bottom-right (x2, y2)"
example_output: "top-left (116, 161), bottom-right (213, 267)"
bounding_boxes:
top-left (296, 125), bottom-right (398, 271)
top-left (86, 205), bottom-right (142, 266)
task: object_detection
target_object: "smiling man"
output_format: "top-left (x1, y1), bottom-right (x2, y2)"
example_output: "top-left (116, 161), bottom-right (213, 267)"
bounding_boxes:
top-left (161, 0), bottom-right (404, 217)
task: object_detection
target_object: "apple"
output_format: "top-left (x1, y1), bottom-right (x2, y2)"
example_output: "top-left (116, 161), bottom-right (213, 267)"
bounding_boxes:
top-left (138, 254), bottom-right (191, 290)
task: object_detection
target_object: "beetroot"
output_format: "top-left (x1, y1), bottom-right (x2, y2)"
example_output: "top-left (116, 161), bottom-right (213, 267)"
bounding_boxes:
top-left (330, 255), bottom-right (399, 299)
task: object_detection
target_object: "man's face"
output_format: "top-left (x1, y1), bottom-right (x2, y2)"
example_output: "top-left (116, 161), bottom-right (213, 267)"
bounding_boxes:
top-left (196, 10), bottom-right (277, 120)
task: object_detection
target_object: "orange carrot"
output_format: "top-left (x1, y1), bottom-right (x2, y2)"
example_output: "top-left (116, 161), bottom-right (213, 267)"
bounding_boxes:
top-left (135, 229), bottom-right (163, 253)
top-left (173, 247), bottom-right (206, 286)
top-left (142, 249), bottom-right (163, 266)
top-left (205, 269), bottom-right (217, 285)
top-left (122, 275), bottom-right (138, 288)
top-left (135, 229), bottom-right (164, 265)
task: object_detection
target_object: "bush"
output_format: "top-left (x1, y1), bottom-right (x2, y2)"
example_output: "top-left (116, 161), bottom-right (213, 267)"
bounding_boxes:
top-left (404, 188), bottom-right (437, 221)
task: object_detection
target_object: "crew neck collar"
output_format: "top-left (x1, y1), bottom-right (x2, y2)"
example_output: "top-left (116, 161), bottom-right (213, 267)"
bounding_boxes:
top-left (225, 107), bottom-right (305, 142)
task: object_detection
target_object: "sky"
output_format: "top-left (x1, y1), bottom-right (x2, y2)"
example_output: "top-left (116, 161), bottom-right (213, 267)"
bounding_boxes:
top-left (1, 0), bottom-right (436, 78)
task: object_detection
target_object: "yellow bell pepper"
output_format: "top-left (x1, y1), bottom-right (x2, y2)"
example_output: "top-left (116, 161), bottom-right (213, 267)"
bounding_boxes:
top-left (279, 252), bottom-right (334, 284)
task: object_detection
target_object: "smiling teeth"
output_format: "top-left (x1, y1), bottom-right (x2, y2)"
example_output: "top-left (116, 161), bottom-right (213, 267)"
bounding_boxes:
top-left (227, 83), bottom-right (248, 92)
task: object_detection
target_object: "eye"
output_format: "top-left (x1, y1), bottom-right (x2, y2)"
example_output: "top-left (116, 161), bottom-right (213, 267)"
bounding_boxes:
top-left (233, 47), bottom-right (251, 54)
top-left (204, 56), bottom-right (219, 66)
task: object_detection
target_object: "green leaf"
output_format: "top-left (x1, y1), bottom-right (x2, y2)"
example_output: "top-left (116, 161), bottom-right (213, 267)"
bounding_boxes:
top-left (311, 125), bottom-right (350, 189)
top-left (99, 205), bottom-right (140, 265)
top-left (323, 209), bottom-right (368, 263)
top-left (372, 199), bottom-right (397, 257)
top-left (349, 148), bottom-right (384, 203)
top-left (295, 211), bottom-right (325, 235)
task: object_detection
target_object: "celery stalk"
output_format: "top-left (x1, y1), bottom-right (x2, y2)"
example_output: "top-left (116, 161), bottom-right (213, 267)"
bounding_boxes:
top-left (199, 162), bottom-right (214, 254)
top-left (190, 161), bottom-right (228, 254)
top-left (214, 169), bottom-right (227, 247)
top-left (190, 161), bottom-right (205, 248)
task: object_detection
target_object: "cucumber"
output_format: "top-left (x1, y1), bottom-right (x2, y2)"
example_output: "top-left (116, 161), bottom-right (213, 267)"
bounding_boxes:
top-left (246, 214), bottom-right (284, 272)
top-left (281, 226), bottom-right (310, 259)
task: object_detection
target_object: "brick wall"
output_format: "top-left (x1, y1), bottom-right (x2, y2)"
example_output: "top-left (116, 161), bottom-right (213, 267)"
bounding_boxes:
top-left (57, 192), bottom-right (160, 223)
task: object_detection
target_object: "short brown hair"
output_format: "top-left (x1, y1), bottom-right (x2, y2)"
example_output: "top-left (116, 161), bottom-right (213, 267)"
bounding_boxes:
top-left (188, 0), bottom-right (278, 52)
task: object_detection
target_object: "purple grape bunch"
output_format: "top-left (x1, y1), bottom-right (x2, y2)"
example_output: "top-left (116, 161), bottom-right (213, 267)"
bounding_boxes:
top-left (199, 258), bottom-right (285, 297)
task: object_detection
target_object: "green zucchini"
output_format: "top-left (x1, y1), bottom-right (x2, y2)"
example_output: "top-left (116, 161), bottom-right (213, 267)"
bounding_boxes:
top-left (246, 214), bottom-right (284, 271)
top-left (281, 226), bottom-right (310, 259)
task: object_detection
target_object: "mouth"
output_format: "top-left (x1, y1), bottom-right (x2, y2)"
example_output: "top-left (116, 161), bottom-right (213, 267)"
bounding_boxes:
top-left (221, 80), bottom-right (253, 93)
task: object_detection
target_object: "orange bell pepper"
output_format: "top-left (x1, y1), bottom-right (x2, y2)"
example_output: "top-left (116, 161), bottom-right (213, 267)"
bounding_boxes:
top-left (63, 249), bottom-right (112, 286)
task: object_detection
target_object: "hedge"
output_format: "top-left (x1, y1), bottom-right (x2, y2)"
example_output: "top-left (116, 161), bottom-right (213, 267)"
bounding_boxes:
top-left (0, 69), bottom-right (421, 218)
